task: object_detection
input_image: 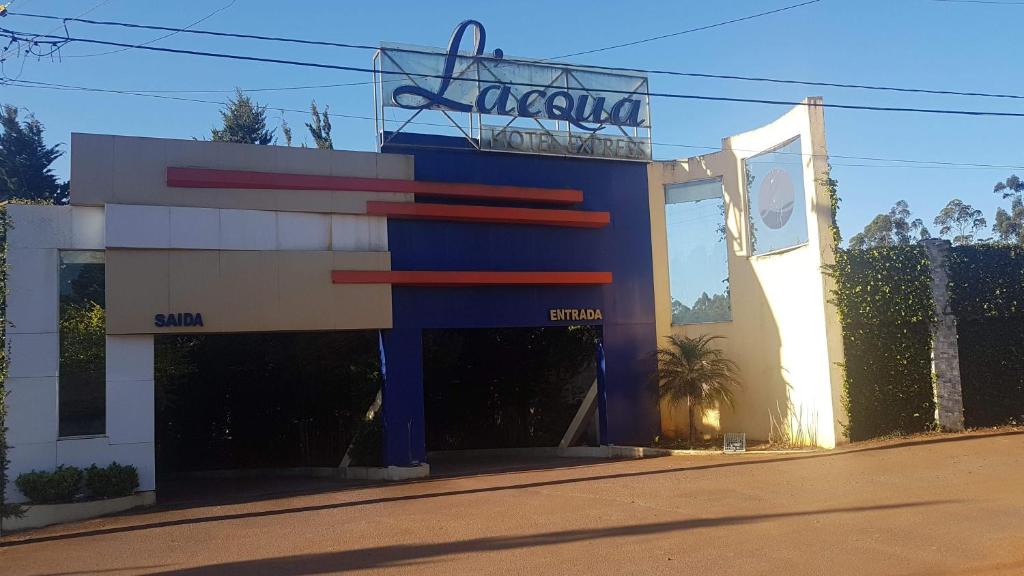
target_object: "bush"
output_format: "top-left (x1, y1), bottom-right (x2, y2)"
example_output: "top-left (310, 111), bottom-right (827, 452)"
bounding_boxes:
top-left (831, 246), bottom-right (937, 441)
top-left (84, 462), bottom-right (139, 499)
top-left (348, 415), bottom-right (383, 468)
top-left (15, 465), bottom-right (83, 504)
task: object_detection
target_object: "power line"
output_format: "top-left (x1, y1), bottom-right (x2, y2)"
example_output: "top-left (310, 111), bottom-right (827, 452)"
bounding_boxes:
top-left (928, 0), bottom-right (1024, 5)
top-left (548, 0), bottom-right (823, 60)
top-left (4, 27), bottom-right (1024, 120)
top-left (64, 0), bottom-right (236, 58)
top-left (6, 77), bottom-right (1023, 172)
top-left (6, 10), bottom-right (1024, 101)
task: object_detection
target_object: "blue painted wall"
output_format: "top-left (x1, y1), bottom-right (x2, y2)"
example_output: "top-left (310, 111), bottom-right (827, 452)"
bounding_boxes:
top-left (380, 134), bottom-right (657, 465)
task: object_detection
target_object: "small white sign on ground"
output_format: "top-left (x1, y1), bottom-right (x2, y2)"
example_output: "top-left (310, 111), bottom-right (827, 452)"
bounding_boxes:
top-left (724, 433), bottom-right (746, 453)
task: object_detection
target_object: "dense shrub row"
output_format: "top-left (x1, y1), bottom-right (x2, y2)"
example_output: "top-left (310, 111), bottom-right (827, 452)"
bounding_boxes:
top-left (948, 245), bottom-right (1024, 427)
top-left (831, 246), bottom-right (937, 441)
top-left (15, 462), bottom-right (139, 504)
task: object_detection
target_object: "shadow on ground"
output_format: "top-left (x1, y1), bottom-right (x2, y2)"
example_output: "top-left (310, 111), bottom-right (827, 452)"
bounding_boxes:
top-left (141, 501), bottom-right (954, 575)
top-left (3, 429), bottom-right (1018, 550)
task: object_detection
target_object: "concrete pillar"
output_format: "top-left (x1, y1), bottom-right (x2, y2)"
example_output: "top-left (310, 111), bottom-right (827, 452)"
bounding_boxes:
top-left (921, 239), bottom-right (965, 431)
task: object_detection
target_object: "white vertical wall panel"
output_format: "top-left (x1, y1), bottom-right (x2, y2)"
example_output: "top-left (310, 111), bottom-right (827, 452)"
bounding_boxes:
top-left (71, 206), bottom-right (105, 249)
top-left (107, 442), bottom-right (156, 491)
top-left (7, 248), bottom-right (59, 334)
top-left (219, 209), bottom-right (277, 250)
top-left (106, 204), bottom-right (388, 251)
top-left (106, 335), bottom-right (154, 382)
top-left (7, 205), bottom-right (71, 249)
top-left (106, 380), bottom-right (154, 445)
top-left (105, 204), bottom-right (170, 248)
top-left (5, 377), bottom-right (58, 445)
top-left (5, 442), bottom-right (57, 502)
top-left (332, 215), bottom-right (388, 250)
top-left (106, 336), bottom-right (154, 445)
top-left (55, 437), bottom-right (114, 468)
top-left (170, 206), bottom-right (220, 249)
top-left (8, 332), bottom-right (58, 378)
top-left (277, 212), bottom-right (331, 250)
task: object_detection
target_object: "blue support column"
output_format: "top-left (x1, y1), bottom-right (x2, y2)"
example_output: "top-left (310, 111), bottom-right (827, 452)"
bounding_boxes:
top-left (380, 327), bottom-right (426, 466)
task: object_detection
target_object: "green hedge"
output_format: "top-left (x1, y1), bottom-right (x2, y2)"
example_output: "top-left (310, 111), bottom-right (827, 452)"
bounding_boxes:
top-left (948, 244), bottom-right (1024, 427)
top-left (15, 462), bottom-right (140, 504)
top-left (832, 246), bottom-right (936, 441)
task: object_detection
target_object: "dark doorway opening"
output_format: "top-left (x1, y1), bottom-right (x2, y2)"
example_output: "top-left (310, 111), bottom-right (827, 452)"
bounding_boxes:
top-left (422, 326), bottom-right (601, 452)
top-left (154, 331), bottom-right (381, 478)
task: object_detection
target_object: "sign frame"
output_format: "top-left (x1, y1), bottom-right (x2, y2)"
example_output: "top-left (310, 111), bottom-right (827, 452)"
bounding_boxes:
top-left (374, 20), bottom-right (652, 162)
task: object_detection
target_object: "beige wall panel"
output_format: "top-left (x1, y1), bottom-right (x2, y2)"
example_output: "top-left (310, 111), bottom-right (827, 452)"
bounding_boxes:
top-left (330, 151), bottom-right (377, 178)
top-left (71, 133), bottom-right (414, 213)
top-left (277, 251), bottom-right (335, 330)
top-left (112, 136), bottom-right (181, 207)
top-left (107, 249), bottom-right (390, 334)
top-left (69, 134), bottom-right (113, 207)
top-left (106, 251), bottom-right (170, 333)
top-left (333, 285), bottom-right (393, 330)
top-left (376, 154), bottom-right (414, 180)
top-left (217, 251), bottom-right (277, 332)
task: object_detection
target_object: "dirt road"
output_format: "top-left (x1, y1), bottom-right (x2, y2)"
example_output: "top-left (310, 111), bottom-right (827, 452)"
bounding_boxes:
top-left (3, 431), bottom-right (1023, 575)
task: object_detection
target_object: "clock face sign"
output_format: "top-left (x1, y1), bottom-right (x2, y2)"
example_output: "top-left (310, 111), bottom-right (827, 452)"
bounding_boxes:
top-left (758, 168), bottom-right (796, 230)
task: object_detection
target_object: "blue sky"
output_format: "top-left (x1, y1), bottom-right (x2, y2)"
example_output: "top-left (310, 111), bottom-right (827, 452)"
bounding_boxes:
top-left (2, 0), bottom-right (1022, 243)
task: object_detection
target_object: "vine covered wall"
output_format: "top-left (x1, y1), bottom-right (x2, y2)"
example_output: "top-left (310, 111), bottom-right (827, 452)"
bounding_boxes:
top-left (948, 245), bottom-right (1024, 427)
top-left (832, 246), bottom-right (936, 441)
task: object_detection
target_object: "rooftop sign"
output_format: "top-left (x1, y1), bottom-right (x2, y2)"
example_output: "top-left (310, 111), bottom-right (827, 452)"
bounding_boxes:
top-left (375, 20), bottom-right (652, 161)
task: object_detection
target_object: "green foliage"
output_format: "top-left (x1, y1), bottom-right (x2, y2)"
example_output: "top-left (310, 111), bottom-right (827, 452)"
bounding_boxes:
top-left (59, 301), bottom-right (105, 373)
top-left (0, 104), bottom-right (66, 204)
top-left (947, 244), bottom-right (1024, 426)
top-left (992, 175), bottom-right (1023, 245)
top-left (15, 466), bottom-right (84, 504)
top-left (671, 292), bottom-right (730, 324)
top-left (654, 334), bottom-right (741, 447)
top-left (934, 199), bottom-right (986, 246)
top-left (306, 101), bottom-right (333, 150)
top-left (347, 414), bottom-right (383, 468)
top-left (847, 200), bottom-right (930, 250)
top-left (0, 206), bottom-right (25, 522)
top-left (821, 166), bottom-right (842, 248)
top-left (83, 462), bottom-right (139, 499)
top-left (831, 246), bottom-right (936, 440)
top-left (211, 89), bottom-right (274, 145)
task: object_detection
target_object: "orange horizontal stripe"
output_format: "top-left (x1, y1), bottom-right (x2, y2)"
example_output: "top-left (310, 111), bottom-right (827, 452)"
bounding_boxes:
top-left (166, 167), bottom-right (582, 204)
top-left (366, 201), bottom-right (609, 228)
top-left (331, 271), bottom-right (613, 286)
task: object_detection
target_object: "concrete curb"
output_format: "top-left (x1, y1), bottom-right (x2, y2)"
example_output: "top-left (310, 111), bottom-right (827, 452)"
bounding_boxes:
top-left (339, 464), bottom-right (430, 481)
top-left (558, 445), bottom-right (817, 458)
top-left (1, 491), bottom-right (156, 534)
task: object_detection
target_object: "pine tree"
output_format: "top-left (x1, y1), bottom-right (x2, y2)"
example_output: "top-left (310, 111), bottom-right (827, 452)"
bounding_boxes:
top-left (306, 101), bottom-right (333, 150)
top-left (0, 104), bottom-right (66, 204)
top-left (211, 89), bottom-right (274, 145)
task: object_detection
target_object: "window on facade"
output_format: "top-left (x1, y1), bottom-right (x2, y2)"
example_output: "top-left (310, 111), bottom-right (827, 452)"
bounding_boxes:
top-left (665, 179), bottom-right (731, 325)
top-left (58, 251), bottom-right (106, 437)
top-left (745, 137), bottom-right (809, 255)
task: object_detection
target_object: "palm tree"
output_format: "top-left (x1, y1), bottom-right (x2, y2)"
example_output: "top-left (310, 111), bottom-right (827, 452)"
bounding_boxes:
top-left (654, 335), bottom-right (741, 447)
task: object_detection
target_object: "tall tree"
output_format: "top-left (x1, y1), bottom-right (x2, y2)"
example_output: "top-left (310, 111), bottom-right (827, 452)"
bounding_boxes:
top-left (934, 199), bottom-right (986, 246)
top-left (305, 101), bottom-right (333, 150)
top-left (848, 200), bottom-right (930, 249)
top-left (0, 104), bottom-right (66, 204)
top-left (211, 89), bottom-right (274, 145)
top-left (992, 175), bottom-right (1023, 245)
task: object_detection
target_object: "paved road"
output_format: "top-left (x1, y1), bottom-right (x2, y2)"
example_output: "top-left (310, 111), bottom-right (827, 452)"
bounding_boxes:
top-left (3, 431), bottom-right (1023, 575)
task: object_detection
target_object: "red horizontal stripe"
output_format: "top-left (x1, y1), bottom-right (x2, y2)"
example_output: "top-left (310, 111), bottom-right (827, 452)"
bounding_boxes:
top-left (166, 167), bottom-right (582, 204)
top-left (331, 271), bottom-right (613, 286)
top-left (366, 201), bottom-right (609, 228)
